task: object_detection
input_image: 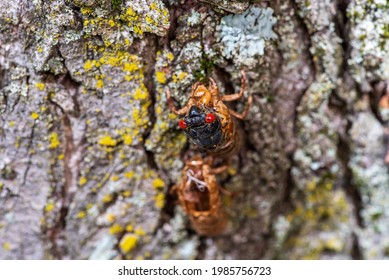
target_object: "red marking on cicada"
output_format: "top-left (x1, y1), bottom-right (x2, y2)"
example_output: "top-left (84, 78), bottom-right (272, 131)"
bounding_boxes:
top-left (205, 113), bottom-right (216, 123)
top-left (179, 119), bottom-right (187, 129)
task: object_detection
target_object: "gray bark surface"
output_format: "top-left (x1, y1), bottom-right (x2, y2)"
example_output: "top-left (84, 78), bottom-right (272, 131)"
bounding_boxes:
top-left (1, 0), bottom-right (389, 259)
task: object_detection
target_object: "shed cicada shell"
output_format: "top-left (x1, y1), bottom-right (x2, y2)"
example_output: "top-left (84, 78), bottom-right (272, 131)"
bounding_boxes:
top-left (173, 156), bottom-right (228, 236)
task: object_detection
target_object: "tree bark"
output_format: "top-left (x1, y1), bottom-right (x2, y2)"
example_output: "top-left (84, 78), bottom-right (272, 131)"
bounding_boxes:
top-left (1, 0), bottom-right (389, 259)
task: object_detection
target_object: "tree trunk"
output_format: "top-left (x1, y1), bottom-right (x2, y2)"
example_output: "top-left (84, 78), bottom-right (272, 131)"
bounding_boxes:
top-left (1, 0), bottom-right (388, 259)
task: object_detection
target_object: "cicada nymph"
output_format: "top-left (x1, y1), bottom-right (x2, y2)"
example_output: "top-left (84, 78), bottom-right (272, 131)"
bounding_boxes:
top-left (167, 70), bottom-right (252, 158)
top-left (173, 156), bottom-right (228, 236)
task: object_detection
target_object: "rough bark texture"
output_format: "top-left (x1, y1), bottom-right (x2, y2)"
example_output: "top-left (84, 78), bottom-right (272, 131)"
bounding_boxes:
top-left (1, 0), bottom-right (389, 260)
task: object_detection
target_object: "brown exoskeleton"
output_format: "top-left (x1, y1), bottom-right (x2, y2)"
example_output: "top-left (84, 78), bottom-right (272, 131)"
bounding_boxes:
top-left (167, 70), bottom-right (252, 158)
top-left (173, 155), bottom-right (228, 236)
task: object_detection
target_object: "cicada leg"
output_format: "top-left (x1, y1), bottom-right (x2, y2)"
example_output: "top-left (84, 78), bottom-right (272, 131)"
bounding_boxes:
top-left (208, 77), bottom-right (219, 96)
top-left (169, 184), bottom-right (178, 195)
top-left (166, 88), bottom-right (191, 115)
top-left (191, 81), bottom-right (201, 93)
top-left (228, 94), bottom-right (252, 120)
top-left (211, 165), bottom-right (228, 175)
top-left (221, 70), bottom-right (246, 102)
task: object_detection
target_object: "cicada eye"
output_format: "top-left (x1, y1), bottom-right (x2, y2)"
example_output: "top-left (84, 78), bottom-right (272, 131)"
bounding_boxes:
top-left (179, 119), bottom-right (188, 129)
top-left (205, 113), bottom-right (216, 123)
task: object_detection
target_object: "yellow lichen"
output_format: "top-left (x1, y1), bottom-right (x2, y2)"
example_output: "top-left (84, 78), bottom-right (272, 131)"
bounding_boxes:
top-left (77, 211), bottom-right (86, 219)
top-left (283, 177), bottom-right (351, 258)
top-left (31, 112), bottom-right (39, 120)
top-left (35, 83), bottom-right (45, 90)
top-left (123, 134), bottom-right (133, 145)
top-left (122, 190), bottom-right (132, 197)
top-left (15, 137), bottom-right (20, 148)
top-left (228, 167), bottom-right (237, 176)
top-left (102, 194), bottom-right (114, 203)
top-left (109, 224), bottom-right (124, 234)
top-left (126, 7), bottom-right (137, 17)
top-left (119, 234), bottom-right (138, 254)
top-left (3, 243), bottom-right (10, 251)
top-left (133, 86), bottom-right (148, 100)
top-left (166, 52), bottom-right (174, 61)
top-left (107, 213), bottom-right (116, 223)
top-left (99, 135), bottom-right (117, 146)
top-left (156, 106), bottom-right (162, 115)
top-left (124, 62), bottom-right (140, 72)
top-left (168, 113), bottom-right (177, 120)
top-left (133, 26), bottom-right (143, 35)
top-left (108, 19), bottom-right (115, 27)
top-left (135, 227), bottom-right (146, 236)
top-left (132, 106), bottom-right (149, 127)
top-left (81, 7), bottom-right (93, 15)
top-left (325, 238), bottom-right (343, 252)
top-left (111, 175), bottom-right (119, 182)
top-left (177, 71), bottom-right (187, 80)
top-left (79, 176), bottom-right (87, 186)
top-left (154, 192), bottom-right (165, 209)
top-left (159, 121), bottom-right (167, 130)
top-left (145, 15), bottom-right (154, 24)
top-left (126, 224), bottom-right (134, 232)
top-left (124, 171), bottom-right (134, 179)
top-left (49, 132), bottom-right (60, 149)
top-left (58, 154), bottom-right (65, 160)
top-left (96, 79), bottom-right (104, 89)
top-left (156, 71), bottom-right (166, 84)
top-left (307, 180), bottom-right (316, 191)
top-left (84, 60), bottom-right (95, 71)
top-left (45, 203), bottom-right (54, 212)
top-left (152, 178), bottom-right (165, 189)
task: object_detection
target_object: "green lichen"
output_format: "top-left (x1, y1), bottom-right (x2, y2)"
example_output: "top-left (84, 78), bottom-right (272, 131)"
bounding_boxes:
top-left (277, 177), bottom-right (351, 259)
top-left (81, 0), bottom-right (170, 42)
top-left (111, 0), bottom-right (123, 11)
top-left (145, 50), bottom-right (188, 177)
top-left (349, 111), bottom-right (389, 259)
top-left (193, 53), bottom-right (215, 82)
top-left (348, 0), bottom-right (389, 83)
top-left (216, 7), bottom-right (277, 67)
